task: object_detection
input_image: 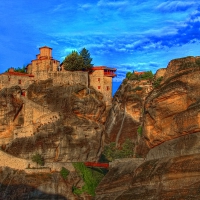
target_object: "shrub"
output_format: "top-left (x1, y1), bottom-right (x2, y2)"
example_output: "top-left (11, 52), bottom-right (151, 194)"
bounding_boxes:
top-left (31, 153), bottom-right (44, 167)
top-left (140, 71), bottom-right (154, 81)
top-left (102, 139), bottom-right (134, 161)
top-left (137, 126), bottom-right (142, 136)
top-left (152, 76), bottom-right (163, 88)
top-left (133, 86), bottom-right (143, 91)
top-left (72, 162), bottom-right (104, 196)
top-left (60, 167), bottom-right (70, 179)
top-left (126, 72), bottom-right (132, 79)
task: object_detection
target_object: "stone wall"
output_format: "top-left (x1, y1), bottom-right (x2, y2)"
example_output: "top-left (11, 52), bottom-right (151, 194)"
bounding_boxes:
top-left (109, 158), bottom-right (144, 169)
top-left (0, 150), bottom-right (36, 170)
top-left (24, 168), bottom-right (51, 174)
top-left (34, 71), bottom-right (88, 87)
top-left (0, 74), bottom-right (34, 90)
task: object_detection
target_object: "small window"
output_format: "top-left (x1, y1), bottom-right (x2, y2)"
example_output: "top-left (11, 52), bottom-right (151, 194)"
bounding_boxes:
top-left (98, 78), bottom-right (100, 82)
top-left (98, 86), bottom-right (101, 89)
top-left (107, 86), bottom-right (109, 91)
top-left (18, 80), bottom-right (21, 84)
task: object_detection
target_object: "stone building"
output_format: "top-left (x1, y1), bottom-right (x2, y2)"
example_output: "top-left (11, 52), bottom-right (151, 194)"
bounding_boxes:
top-left (26, 46), bottom-right (60, 75)
top-left (0, 46), bottom-right (117, 105)
top-left (89, 66), bottom-right (116, 105)
top-left (0, 68), bottom-right (34, 95)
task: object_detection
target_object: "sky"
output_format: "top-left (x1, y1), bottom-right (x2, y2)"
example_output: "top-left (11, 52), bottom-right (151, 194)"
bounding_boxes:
top-left (1, 1), bottom-right (200, 95)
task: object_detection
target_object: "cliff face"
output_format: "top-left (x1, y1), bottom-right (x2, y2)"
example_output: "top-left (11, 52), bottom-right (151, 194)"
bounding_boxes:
top-left (143, 56), bottom-right (200, 149)
top-left (0, 79), bottom-right (106, 162)
top-left (96, 154), bottom-right (200, 200)
top-left (96, 56), bottom-right (200, 199)
top-left (0, 166), bottom-right (91, 200)
top-left (105, 79), bottom-right (152, 151)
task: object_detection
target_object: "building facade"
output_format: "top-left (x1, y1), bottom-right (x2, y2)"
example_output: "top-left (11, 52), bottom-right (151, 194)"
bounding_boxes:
top-left (0, 47), bottom-right (117, 106)
top-left (89, 66), bottom-right (116, 105)
top-left (26, 46), bottom-right (60, 75)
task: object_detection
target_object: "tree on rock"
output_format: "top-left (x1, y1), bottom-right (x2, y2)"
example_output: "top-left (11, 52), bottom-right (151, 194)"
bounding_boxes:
top-left (79, 48), bottom-right (93, 70)
top-left (63, 51), bottom-right (84, 71)
top-left (31, 153), bottom-right (44, 167)
top-left (63, 48), bottom-right (93, 71)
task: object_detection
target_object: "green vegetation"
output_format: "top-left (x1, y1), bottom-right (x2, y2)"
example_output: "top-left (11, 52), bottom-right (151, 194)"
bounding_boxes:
top-left (152, 76), bottom-right (163, 88)
top-left (31, 153), bottom-right (44, 167)
top-left (63, 48), bottom-right (93, 71)
top-left (137, 126), bottom-right (142, 137)
top-left (102, 139), bottom-right (134, 162)
top-left (133, 86), bottom-right (143, 91)
top-left (5, 66), bottom-right (26, 73)
top-left (79, 47), bottom-right (93, 69)
top-left (60, 167), bottom-right (70, 179)
top-left (126, 71), bottom-right (154, 81)
top-left (72, 162), bottom-right (104, 196)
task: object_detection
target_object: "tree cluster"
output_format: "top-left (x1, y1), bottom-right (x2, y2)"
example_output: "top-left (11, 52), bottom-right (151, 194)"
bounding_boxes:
top-left (62, 48), bottom-right (93, 71)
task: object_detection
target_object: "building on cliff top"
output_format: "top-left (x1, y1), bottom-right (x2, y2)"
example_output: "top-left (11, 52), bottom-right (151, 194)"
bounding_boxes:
top-left (89, 66), bottom-right (116, 105)
top-left (0, 46), bottom-right (117, 105)
top-left (26, 46), bottom-right (60, 74)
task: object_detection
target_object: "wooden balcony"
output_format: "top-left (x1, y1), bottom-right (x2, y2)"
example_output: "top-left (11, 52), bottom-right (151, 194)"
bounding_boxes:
top-left (104, 72), bottom-right (117, 77)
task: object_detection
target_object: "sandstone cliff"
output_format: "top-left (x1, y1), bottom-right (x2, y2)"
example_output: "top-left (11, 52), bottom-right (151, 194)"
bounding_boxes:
top-left (96, 56), bottom-right (200, 199)
top-left (105, 78), bottom-right (152, 154)
top-left (0, 79), bottom-right (106, 162)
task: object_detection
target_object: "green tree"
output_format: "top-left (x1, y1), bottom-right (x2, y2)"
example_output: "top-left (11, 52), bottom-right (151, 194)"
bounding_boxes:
top-left (60, 167), bottom-right (70, 179)
top-left (126, 72), bottom-right (132, 79)
top-left (79, 48), bottom-right (93, 70)
top-left (63, 51), bottom-right (84, 71)
top-left (31, 153), bottom-right (44, 167)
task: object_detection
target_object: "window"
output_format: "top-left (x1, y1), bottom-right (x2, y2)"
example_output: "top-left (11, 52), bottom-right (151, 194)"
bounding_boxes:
top-left (98, 78), bottom-right (100, 82)
top-left (107, 86), bottom-right (109, 91)
top-left (18, 80), bottom-right (21, 84)
top-left (98, 86), bottom-right (101, 89)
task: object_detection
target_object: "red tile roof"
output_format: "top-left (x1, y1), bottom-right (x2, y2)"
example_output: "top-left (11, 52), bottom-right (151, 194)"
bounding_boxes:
top-left (92, 66), bottom-right (117, 71)
top-left (3, 72), bottom-right (34, 77)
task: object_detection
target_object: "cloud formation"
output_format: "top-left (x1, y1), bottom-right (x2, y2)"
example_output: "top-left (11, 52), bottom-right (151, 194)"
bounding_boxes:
top-left (156, 1), bottom-right (197, 12)
top-left (97, 0), bottom-right (129, 7)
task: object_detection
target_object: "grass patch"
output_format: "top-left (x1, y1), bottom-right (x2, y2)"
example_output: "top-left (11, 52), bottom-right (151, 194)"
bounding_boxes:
top-left (60, 167), bottom-right (70, 180)
top-left (102, 139), bottom-right (134, 162)
top-left (72, 162), bottom-right (105, 197)
top-left (137, 126), bottom-right (142, 136)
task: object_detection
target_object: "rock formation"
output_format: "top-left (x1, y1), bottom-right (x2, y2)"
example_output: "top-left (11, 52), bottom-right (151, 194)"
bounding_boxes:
top-left (105, 78), bottom-right (152, 151)
top-left (0, 79), bottom-right (106, 162)
top-left (95, 56), bottom-right (200, 199)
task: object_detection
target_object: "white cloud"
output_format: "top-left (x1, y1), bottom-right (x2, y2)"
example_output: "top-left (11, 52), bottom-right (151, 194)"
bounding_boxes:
top-left (78, 3), bottom-right (93, 10)
top-left (97, 0), bottom-right (129, 7)
top-left (50, 40), bottom-right (59, 45)
top-left (156, 1), bottom-right (197, 12)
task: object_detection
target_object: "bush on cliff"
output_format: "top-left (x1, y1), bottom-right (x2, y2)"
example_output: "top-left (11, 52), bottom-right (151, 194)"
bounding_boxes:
top-left (102, 139), bottom-right (134, 161)
top-left (31, 153), bottom-right (44, 167)
top-left (126, 71), bottom-right (154, 81)
top-left (60, 167), bottom-right (70, 180)
top-left (152, 76), bottom-right (163, 88)
top-left (72, 162), bottom-right (104, 196)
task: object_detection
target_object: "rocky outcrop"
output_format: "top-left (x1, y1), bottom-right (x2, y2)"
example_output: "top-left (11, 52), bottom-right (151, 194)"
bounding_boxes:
top-left (105, 79), bottom-right (152, 151)
top-left (143, 56), bottom-right (200, 149)
top-left (96, 153), bottom-right (200, 200)
top-left (0, 79), bottom-right (106, 162)
top-left (96, 56), bottom-right (200, 199)
top-left (0, 166), bottom-right (91, 200)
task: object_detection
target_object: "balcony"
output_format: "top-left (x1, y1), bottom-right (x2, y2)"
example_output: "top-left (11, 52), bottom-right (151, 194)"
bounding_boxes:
top-left (104, 71), bottom-right (117, 77)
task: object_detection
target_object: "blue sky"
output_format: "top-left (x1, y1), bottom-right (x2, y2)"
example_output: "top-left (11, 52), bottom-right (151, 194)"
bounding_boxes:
top-left (0, 1), bottom-right (200, 95)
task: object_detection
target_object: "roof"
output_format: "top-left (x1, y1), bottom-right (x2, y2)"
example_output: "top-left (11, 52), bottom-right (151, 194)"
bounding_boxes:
top-left (92, 66), bottom-right (117, 71)
top-left (134, 71), bottom-right (145, 75)
top-left (39, 46), bottom-right (52, 50)
top-left (3, 71), bottom-right (34, 77)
